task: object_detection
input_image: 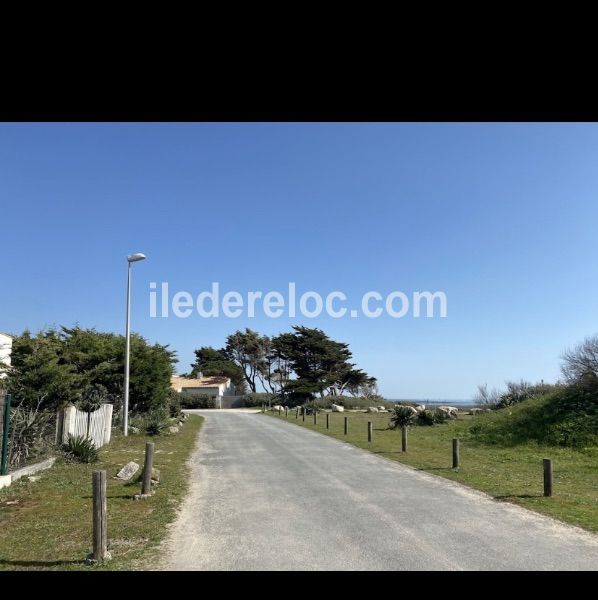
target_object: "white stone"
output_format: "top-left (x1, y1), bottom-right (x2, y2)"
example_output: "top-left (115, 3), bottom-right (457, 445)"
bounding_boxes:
top-left (116, 461), bottom-right (140, 480)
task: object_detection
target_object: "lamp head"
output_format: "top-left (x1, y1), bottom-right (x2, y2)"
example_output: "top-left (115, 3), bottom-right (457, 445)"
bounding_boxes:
top-left (127, 253), bottom-right (147, 263)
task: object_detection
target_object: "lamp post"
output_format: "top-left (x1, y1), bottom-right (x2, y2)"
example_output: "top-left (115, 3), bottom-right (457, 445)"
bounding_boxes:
top-left (123, 253), bottom-right (146, 436)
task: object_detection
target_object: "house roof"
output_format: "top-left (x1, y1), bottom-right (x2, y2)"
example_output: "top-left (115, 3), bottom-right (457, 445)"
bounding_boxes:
top-left (171, 375), bottom-right (230, 389)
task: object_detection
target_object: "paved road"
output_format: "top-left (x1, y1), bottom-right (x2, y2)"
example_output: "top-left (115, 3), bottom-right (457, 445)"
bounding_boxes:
top-left (162, 411), bottom-right (598, 570)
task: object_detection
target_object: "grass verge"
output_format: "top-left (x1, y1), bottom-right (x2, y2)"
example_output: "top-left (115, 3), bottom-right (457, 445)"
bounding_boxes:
top-left (264, 410), bottom-right (598, 533)
top-left (0, 414), bottom-right (203, 571)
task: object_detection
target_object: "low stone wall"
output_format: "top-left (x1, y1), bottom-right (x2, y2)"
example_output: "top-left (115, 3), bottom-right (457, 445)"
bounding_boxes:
top-left (0, 456), bottom-right (56, 489)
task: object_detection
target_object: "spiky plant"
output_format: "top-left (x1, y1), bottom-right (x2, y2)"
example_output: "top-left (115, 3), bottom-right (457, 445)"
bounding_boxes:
top-left (64, 434), bottom-right (99, 463)
top-left (388, 405), bottom-right (416, 429)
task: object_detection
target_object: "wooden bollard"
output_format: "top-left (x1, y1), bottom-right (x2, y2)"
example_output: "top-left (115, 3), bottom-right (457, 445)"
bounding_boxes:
top-left (285, 407), bottom-right (288, 418)
top-left (313, 411), bottom-right (317, 425)
top-left (141, 442), bottom-right (155, 495)
top-left (296, 407), bottom-right (299, 419)
top-left (368, 421), bottom-right (373, 443)
top-left (543, 458), bottom-right (553, 497)
top-left (401, 426), bottom-right (407, 452)
top-left (302, 408), bottom-right (305, 422)
top-left (326, 413), bottom-right (330, 429)
top-left (452, 438), bottom-right (459, 469)
top-left (344, 416), bottom-right (348, 435)
top-left (261, 404), bottom-right (265, 413)
top-left (92, 470), bottom-right (108, 562)
top-left (278, 406), bottom-right (282, 415)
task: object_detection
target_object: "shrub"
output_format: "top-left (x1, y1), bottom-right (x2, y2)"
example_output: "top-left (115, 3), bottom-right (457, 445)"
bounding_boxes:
top-left (433, 409), bottom-right (449, 424)
top-left (168, 389), bottom-right (182, 417)
top-left (388, 406), bottom-right (416, 429)
top-left (244, 393), bottom-right (278, 407)
top-left (416, 409), bottom-right (435, 426)
top-left (63, 434), bottom-right (99, 463)
top-left (303, 402), bottom-right (322, 415)
top-left (179, 394), bottom-right (218, 409)
top-left (8, 403), bottom-right (55, 469)
top-left (144, 412), bottom-right (169, 436)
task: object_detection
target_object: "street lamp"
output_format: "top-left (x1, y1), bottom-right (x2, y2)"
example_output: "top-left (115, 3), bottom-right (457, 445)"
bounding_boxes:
top-left (123, 252), bottom-right (146, 435)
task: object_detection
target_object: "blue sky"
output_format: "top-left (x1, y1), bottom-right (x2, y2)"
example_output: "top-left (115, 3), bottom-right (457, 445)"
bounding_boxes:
top-left (1, 123), bottom-right (597, 400)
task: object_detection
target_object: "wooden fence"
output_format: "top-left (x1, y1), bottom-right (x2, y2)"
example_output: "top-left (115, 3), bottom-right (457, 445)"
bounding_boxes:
top-left (56, 403), bottom-right (113, 449)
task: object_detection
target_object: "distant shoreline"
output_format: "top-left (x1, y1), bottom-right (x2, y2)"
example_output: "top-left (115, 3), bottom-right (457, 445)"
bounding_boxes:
top-left (388, 399), bottom-right (476, 407)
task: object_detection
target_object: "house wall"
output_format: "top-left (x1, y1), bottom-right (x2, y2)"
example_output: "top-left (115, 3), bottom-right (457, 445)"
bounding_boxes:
top-left (222, 380), bottom-right (236, 396)
top-left (182, 386), bottom-right (223, 397)
top-left (0, 334), bottom-right (12, 379)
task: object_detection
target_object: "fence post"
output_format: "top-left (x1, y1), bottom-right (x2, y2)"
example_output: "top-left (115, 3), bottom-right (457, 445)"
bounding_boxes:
top-left (278, 406), bottom-right (281, 415)
top-left (543, 458), bottom-right (553, 497)
top-left (296, 407), bottom-right (299, 419)
top-left (1, 394), bottom-right (11, 476)
top-left (401, 426), bottom-right (407, 452)
top-left (55, 406), bottom-right (64, 446)
top-left (344, 416), bottom-right (348, 435)
top-left (103, 404), bottom-right (114, 445)
top-left (62, 403), bottom-right (77, 444)
top-left (302, 408), bottom-right (305, 422)
top-left (313, 412), bottom-right (317, 425)
top-left (142, 442), bottom-right (155, 495)
top-left (92, 470), bottom-right (108, 561)
top-left (285, 407), bottom-right (288, 418)
top-left (452, 438), bottom-right (459, 469)
top-left (368, 421), bottom-right (373, 443)
top-left (326, 413), bottom-right (330, 430)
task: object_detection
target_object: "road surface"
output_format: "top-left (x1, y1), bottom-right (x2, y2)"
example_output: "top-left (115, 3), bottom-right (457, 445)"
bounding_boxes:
top-left (162, 410), bottom-right (598, 570)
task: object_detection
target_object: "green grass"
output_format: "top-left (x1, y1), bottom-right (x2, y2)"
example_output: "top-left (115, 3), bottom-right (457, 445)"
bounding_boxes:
top-left (265, 410), bottom-right (598, 533)
top-left (0, 415), bottom-right (203, 570)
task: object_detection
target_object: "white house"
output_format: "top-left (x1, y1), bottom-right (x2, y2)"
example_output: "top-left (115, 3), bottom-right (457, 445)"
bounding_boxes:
top-left (0, 333), bottom-right (12, 379)
top-left (171, 374), bottom-right (238, 408)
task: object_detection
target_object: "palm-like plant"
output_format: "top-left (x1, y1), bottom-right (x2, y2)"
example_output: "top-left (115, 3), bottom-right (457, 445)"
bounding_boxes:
top-left (388, 405), bottom-right (416, 430)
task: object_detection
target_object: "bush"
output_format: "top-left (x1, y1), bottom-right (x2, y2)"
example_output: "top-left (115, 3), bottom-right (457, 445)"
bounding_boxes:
top-left (244, 393), bottom-right (278, 407)
top-left (303, 402), bottom-right (322, 415)
top-left (63, 434), bottom-right (99, 463)
top-left (8, 404), bottom-right (55, 469)
top-left (433, 409), bottom-right (449, 424)
top-left (179, 394), bottom-right (218, 409)
top-left (388, 405), bottom-right (416, 429)
top-left (168, 389), bottom-right (182, 417)
top-left (144, 411), bottom-right (169, 435)
top-left (416, 409), bottom-right (435, 426)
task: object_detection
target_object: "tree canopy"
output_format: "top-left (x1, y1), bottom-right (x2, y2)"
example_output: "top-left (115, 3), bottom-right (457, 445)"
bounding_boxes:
top-left (192, 326), bottom-right (376, 403)
top-left (6, 326), bottom-right (177, 414)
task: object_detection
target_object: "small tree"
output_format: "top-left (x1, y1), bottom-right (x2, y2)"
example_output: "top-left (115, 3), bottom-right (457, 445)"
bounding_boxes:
top-left (388, 405), bottom-right (416, 430)
top-left (561, 335), bottom-right (598, 383)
